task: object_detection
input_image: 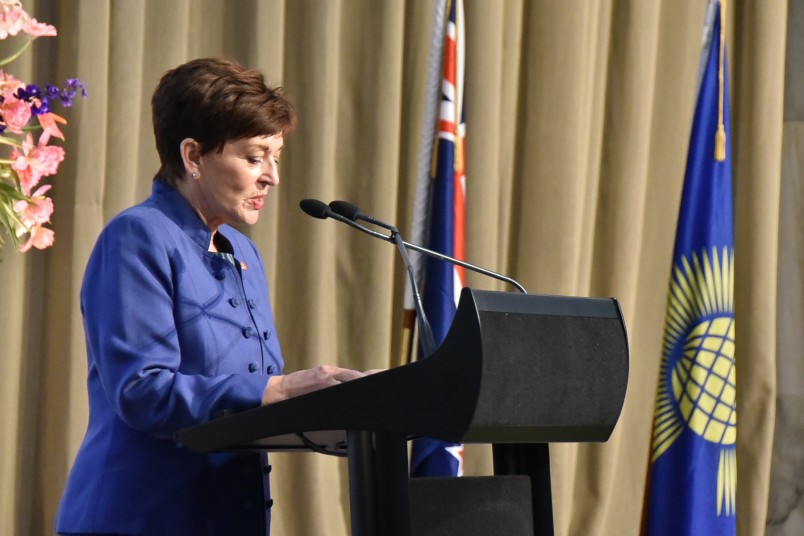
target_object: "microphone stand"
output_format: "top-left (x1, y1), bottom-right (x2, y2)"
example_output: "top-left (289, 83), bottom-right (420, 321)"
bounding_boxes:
top-left (299, 199), bottom-right (439, 357)
top-left (390, 228), bottom-right (437, 357)
top-left (300, 198), bottom-right (526, 358)
top-left (329, 207), bottom-right (527, 294)
top-left (399, 240), bottom-right (527, 294)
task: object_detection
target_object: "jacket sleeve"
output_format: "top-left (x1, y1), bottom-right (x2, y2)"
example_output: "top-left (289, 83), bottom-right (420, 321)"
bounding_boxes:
top-left (82, 215), bottom-right (268, 438)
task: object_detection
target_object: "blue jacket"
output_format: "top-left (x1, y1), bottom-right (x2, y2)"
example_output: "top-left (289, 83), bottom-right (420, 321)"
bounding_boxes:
top-left (56, 181), bottom-right (284, 535)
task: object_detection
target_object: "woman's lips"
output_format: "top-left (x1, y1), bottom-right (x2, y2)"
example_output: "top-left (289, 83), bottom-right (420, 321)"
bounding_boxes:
top-left (250, 197), bottom-right (265, 209)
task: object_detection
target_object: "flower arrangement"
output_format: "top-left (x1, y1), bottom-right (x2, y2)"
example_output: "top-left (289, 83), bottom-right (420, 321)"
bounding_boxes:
top-left (0, 0), bottom-right (85, 252)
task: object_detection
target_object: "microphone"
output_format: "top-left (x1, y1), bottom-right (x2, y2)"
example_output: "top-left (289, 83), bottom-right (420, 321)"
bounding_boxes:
top-left (300, 199), bottom-right (390, 242)
top-left (328, 200), bottom-right (395, 232)
top-left (299, 199), bottom-right (438, 356)
top-left (327, 200), bottom-right (527, 294)
top-left (299, 198), bottom-right (330, 219)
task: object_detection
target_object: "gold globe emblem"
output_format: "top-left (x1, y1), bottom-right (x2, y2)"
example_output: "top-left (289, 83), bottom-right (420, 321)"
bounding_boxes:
top-left (671, 316), bottom-right (736, 445)
top-left (651, 246), bottom-right (737, 516)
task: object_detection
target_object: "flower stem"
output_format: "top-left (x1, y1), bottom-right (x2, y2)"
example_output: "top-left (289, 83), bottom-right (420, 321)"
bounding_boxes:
top-left (0, 38), bottom-right (34, 67)
top-left (0, 135), bottom-right (22, 148)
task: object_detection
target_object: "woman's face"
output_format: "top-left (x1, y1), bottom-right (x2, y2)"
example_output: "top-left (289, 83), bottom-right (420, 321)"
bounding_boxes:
top-left (194, 133), bottom-right (283, 230)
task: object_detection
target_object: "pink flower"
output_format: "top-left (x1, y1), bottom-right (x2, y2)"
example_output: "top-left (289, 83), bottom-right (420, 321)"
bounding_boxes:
top-left (37, 111), bottom-right (66, 145)
top-left (24, 18), bottom-right (56, 37)
top-left (14, 184), bottom-right (56, 253)
top-left (0, 1), bottom-right (55, 39)
top-left (11, 134), bottom-right (65, 195)
top-left (0, 69), bottom-right (22, 87)
top-left (1, 94), bottom-right (30, 133)
top-left (0, 4), bottom-right (71, 254)
top-left (0, 1), bottom-right (25, 39)
top-left (0, 72), bottom-right (30, 133)
top-left (13, 184), bottom-right (53, 228)
top-left (17, 223), bottom-right (54, 251)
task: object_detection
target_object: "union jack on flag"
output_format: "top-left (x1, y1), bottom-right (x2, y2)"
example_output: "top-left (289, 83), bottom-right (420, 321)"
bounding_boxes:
top-left (410, 0), bottom-right (466, 479)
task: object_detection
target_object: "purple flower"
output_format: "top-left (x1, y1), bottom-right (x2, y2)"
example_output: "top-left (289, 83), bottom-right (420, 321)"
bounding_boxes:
top-left (29, 80), bottom-right (88, 108)
top-left (65, 78), bottom-right (87, 97)
top-left (13, 84), bottom-right (50, 116)
top-left (14, 84), bottom-right (37, 101)
top-left (31, 99), bottom-right (49, 115)
top-left (59, 78), bottom-right (87, 106)
top-left (26, 84), bottom-right (43, 99)
top-left (44, 84), bottom-right (60, 100)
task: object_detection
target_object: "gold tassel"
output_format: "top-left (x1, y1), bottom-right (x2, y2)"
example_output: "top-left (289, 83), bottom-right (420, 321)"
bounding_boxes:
top-left (715, 0), bottom-right (726, 162)
top-left (715, 125), bottom-right (726, 161)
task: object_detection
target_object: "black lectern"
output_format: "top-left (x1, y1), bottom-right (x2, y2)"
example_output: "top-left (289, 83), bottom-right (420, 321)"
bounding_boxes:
top-left (177, 288), bottom-right (629, 536)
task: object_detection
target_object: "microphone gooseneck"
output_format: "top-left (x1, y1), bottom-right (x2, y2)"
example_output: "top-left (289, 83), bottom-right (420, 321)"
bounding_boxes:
top-left (326, 200), bottom-right (527, 294)
top-left (390, 229), bottom-right (437, 357)
top-left (306, 199), bottom-right (437, 357)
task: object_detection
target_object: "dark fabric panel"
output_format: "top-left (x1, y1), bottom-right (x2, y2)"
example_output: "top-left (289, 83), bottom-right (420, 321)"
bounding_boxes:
top-left (409, 476), bottom-right (534, 536)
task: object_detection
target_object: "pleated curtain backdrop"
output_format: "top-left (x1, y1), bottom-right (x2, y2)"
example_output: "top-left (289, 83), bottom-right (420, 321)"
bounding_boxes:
top-left (0, 1), bottom-right (785, 535)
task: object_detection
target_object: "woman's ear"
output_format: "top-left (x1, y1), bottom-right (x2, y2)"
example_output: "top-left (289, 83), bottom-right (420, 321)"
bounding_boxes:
top-left (179, 138), bottom-right (202, 178)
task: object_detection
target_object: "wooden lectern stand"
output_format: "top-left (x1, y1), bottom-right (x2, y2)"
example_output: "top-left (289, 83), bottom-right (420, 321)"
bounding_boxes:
top-left (177, 288), bottom-right (629, 536)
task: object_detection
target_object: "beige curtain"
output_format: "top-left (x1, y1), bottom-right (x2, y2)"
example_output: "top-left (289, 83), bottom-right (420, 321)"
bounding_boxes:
top-left (0, 0), bottom-right (784, 535)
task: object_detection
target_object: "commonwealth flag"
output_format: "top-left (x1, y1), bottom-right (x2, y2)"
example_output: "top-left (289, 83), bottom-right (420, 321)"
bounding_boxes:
top-left (644, 2), bottom-right (736, 534)
top-left (409, 0), bottom-right (466, 478)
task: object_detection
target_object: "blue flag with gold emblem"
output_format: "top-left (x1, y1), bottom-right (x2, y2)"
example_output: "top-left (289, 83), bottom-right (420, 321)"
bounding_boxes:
top-left (645, 2), bottom-right (736, 535)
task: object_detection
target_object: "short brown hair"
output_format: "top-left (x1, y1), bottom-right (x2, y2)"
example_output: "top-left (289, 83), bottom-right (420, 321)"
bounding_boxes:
top-left (151, 57), bottom-right (296, 185)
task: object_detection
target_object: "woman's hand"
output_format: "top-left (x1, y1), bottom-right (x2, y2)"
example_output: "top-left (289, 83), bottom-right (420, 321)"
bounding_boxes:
top-left (262, 365), bottom-right (367, 405)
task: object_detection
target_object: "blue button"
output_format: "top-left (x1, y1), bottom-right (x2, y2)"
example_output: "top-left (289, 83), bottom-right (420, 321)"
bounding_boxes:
top-left (248, 362), bottom-right (258, 373)
top-left (228, 297), bottom-right (240, 307)
top-left (266, 365), bottom-right (275, 374)
top-left (263, 464), bottom-right (272, 475)
top-left (265, 499), bottom-right (274, 509)
top-left (242, 327), bottom-right (254, 338)
top-left (248, 298), bottom-right (257, 308)
top-left (263, 330), bottom-right (271, 341)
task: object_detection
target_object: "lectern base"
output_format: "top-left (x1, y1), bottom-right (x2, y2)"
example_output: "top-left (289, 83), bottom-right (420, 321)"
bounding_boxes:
top-left (409, 476), bottom-right (534, 536)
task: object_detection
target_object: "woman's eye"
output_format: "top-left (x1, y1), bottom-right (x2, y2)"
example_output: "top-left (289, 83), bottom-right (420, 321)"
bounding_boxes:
top-left (247, 157), bottom-right (263, 165)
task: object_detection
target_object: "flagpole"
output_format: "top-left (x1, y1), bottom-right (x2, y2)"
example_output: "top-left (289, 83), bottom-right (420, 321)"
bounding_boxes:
top-left (400, 0), bottom-right (448, 367)
top-left (715, 0), bottom-right (726, 161)
top-left (643, 6), bottom-right (718, 536)
top-left (640, 5), bottom-right (722, 526)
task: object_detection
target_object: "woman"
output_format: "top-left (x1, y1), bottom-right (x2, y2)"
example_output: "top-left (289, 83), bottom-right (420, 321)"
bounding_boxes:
top-left (56, 57), bottom-right (365, 536)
